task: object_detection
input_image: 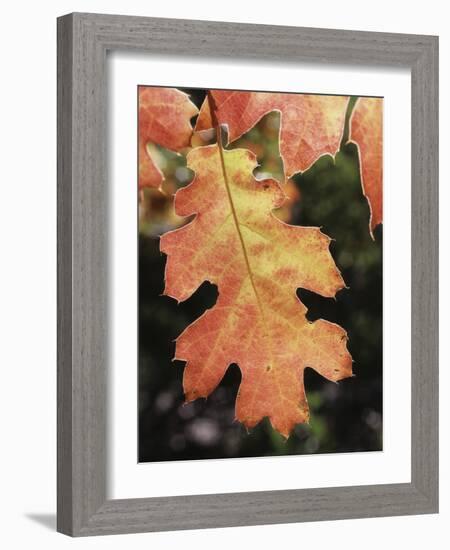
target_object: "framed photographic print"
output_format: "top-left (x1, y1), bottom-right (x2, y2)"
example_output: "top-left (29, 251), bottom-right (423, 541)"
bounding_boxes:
top-left (57, 13), bottom-right (438, 536)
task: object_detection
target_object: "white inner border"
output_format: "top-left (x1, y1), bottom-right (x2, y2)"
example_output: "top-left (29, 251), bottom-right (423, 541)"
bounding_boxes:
top-left (108, 51), bottom-right (411, 499)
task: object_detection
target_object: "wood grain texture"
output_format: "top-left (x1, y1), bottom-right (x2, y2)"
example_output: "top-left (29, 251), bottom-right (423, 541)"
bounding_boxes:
top-left (410, 36), bottom-right (439, 506)
top-left (57, 12), bottom-right (439, 537)
top-left (57, 14), bottom-right (74, 535)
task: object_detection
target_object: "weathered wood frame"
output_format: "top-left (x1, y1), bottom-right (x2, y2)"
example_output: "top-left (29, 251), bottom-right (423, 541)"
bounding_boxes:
top-left (57, 12), bottom-right (439, 536)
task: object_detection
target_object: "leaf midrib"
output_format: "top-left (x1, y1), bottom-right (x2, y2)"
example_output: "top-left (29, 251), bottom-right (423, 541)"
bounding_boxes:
top-left (216, 144), bottom-right (274, 366)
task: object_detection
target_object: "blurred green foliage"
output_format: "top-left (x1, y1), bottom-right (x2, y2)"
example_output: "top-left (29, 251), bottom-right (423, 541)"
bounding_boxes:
top-left (138, 90), bottom-right (382, 462)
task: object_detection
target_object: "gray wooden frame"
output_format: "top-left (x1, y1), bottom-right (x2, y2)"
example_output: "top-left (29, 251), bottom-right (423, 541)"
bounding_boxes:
top-left (57, 12), bottom-right (439, 537)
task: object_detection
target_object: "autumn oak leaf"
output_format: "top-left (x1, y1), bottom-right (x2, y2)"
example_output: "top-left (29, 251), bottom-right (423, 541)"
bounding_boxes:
top-left (138, 87), bottom-right (198, 190)
top-left (160, 144), bottom-right (353, 437)
top-left (348, 97), bottom-right (383, 235)
top-left (194, 90), bottom-right (349, 178)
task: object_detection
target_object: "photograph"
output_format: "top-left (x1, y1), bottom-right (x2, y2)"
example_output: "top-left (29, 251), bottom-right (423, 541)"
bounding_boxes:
top-left (138, 86), bottom-right (383, 462)
top-left (0, 2), bottom-right (441, 545)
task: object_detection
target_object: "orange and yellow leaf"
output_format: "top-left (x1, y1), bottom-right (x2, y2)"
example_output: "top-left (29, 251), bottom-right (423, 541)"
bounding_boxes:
top-left (348, 97), bottom-right (383, 235)
top-left (195, 90), bottom-right (349, 178)
top-left (161, 144), bottom-right (352, 437)
top-left (138, 87), bottom-right (198, 190)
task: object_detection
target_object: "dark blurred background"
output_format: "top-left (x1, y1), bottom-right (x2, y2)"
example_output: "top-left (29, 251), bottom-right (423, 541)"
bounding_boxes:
top-left (138, 89), bottom-right (382, 462)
